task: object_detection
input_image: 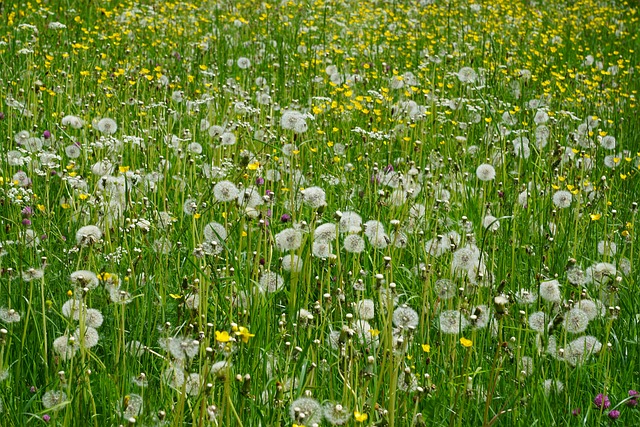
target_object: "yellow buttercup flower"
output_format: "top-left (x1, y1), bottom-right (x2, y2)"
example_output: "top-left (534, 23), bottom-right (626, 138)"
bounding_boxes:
top-left (233, 326), bottom-right (255, 343)
top-left (215, 331), bottom-right (231, 343)
top-left (354, 411), bottom-right (368, 422)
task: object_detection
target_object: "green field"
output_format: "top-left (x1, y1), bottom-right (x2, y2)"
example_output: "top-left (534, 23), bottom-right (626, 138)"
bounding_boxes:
top-left (1, 0), bottom-right (639, 425)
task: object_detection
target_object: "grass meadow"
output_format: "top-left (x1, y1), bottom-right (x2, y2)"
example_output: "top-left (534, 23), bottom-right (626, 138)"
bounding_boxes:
top-left (1, 0), bottom-right (639, 425)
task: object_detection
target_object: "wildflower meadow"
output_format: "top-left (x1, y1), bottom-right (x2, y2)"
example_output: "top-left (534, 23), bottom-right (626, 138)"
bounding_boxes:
top-left (1, 0), bottom-right (639, 425)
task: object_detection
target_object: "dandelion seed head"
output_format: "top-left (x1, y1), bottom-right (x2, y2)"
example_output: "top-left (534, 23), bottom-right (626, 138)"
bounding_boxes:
top-left (162, 365), bottom-right (185, 389)
top-left (85, 308), bottom-right (104, 328)
top-left (355, 299), bottom-right (375, 320)
top-left (451, 245), bottom-right (481, 273)
top-left (476, 163), bottom-right (496, 181)
top-left (312, 240), bottom-right (332, 258)
top-left (352, 319), bottom-right (378, 346)
top-left (323, 401), bottom-right (351, 425)
top-left (121, 393), bottom-right (143, 419)
top-left (563, 308), bottom-right (590, 334)
top-left (289, 397), bottom-right (322, 425)
top-left (0, 368), bottom-right (8, 382)
top-left (397, 369), bottom-right (418, 392)
top-left (343, 234), bottom-right (365, 253)
top-left (237, 186), bottom-right (263, 208)
top-left (184, 293), bottom-right (200, 310)
top-left (208, 125), bottom-right (225, 138)
top-left (390, 230), bottom-right (408, 248)
top-left (282, 254), bottom-right (303, 273)
top-left (439, 310), bottom-right (469, 334)
top-left (566, 266), bottom-right (587, 286)
top-left (213, 180), bottom-right (240, 202)
top-left (483, 215), bottom-right (500, 231)
top-left (534, 110), bottom-right (549, 124)
top-left (425, 236), bottom-right (450, 258)
top-left (61, 299), bottom-right (86, 320)
top-left (109, 287), bottom-right (133, 304)
top-left (21, 268), bottom-right (44, 282)
top-left (585, 262), bottom-right (617, 286)
top-left (301, 186), bottom-right (327, 209)
top-left (237, 57), bottom-right (251, 69)
top-left (326, 329), bottom-right (341, 350)
top-left (204, 222), bottom-right (227, 243)
top-left (280, 110), bottom-right (308, 134)
top-left (470, 305), bottom-right (491, 329)
top-left (597, 240), bottom-right (616, 256)
top-left (96, 118), bottom-right (117, 134)
top-left (515, 288), bottom-right (537, 304)
top-left (258, 271), bottom-right (284, 293)
top-left (393, 305), bottom-right (419, 329)
top-left (126, 341), bottom-right (145, 357)
top-left (552, 190), bottom-right (572, 208)
top-left (70, 270), bottom-right (99, 290)
top-left (434, 279), bottom-right (456, 300)
top-left (42, 390), bottom-right (67, 410)
top-left (338, 211), bottom-right (362, 233)
top-left (528, 311), bottom-right (548, 333)
top-left (363, 220), bottom-right (385, 240)
top-left (187, 142), bottom-right (202, 154)
top-left (618, 257), bottom-right (631, 276)
top-left (314, 223), bottom-right (337, 242)
top-left (220, 131), bottom-right (237, 146)
top-left (185, 373), bottom-right (202, 396)
top-left (61, 115), bottom-right (84, 129)
top-left (576, 299), bottom-right (604, 320)
top-left (368, 233), bottom-right (389, 249)
top-left (564, 335), bottom-right (602, 366)
top-left (0, 307), bottom-right (21, 323)
top-left (539, 279), bottom-right (562, 303)
top-left (600, 135), bottom-right (616, 150)
top-left (14, 130), bottom-right (30, 145)
top-left (74, 326), bottom-right (100, 349)
top-left (275, 228), bottom-right (303, 251)
top-left (75, 225), bottom-right (102, 246)
top-left (265, 169), bottom-right (281, 182)
top-left (457, 66), bottom-right (477, 83)
top-left (53, 335), bottom-right (79, 360)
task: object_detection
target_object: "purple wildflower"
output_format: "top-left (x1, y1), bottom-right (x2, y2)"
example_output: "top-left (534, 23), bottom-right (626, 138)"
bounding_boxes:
top-left (43, 130), bottom-right (51, 139)
top-left (21, 206), bottom-right (34, 217)
top-left (607, 410), bottom-right (620, 420)
top-left (594, 393), bottom-right (611, 410)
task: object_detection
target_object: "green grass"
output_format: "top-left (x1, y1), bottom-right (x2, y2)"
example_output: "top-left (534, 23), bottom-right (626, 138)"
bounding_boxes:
top-left (1, 0), bottom-right (639, 425)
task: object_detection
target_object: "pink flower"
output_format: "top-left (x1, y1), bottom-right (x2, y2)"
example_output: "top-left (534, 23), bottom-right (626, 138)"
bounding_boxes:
top-left (594, 393), bottom-right (611, 410)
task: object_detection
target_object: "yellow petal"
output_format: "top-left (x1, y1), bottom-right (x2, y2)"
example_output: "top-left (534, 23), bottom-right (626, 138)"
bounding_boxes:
top-left (215, 331), bottom-right (231, 343)
top-left (460, 337), bottom-right (473, 348)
